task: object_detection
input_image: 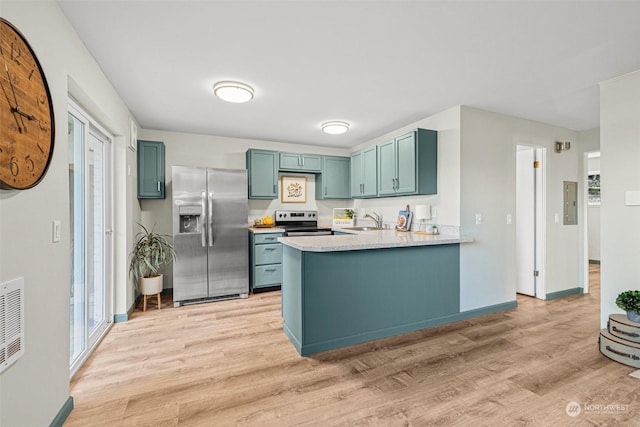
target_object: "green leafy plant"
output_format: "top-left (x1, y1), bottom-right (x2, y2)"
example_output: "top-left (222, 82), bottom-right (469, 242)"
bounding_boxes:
top-left (345, 209), bottom-right (354, 219)
top-left (129, 224), bottom-right (176, 284)
top-left (615, 290), bottom-right (640, 312)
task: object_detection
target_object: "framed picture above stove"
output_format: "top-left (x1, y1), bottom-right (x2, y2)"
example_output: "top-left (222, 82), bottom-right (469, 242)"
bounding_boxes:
top-left (281, 176), bottom-right (306, 203)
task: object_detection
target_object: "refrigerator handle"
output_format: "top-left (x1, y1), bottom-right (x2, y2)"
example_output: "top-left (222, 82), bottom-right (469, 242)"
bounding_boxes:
top-left (201, 192), bottom-right (207, 247)
top-left (208, 192), bottom-right (214, 247)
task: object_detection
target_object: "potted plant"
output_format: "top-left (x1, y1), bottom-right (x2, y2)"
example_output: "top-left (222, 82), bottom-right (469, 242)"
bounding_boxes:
top-left (615, 290), bottom-right (640, 323)
top-left (129, 224), bottom-right (176, 296)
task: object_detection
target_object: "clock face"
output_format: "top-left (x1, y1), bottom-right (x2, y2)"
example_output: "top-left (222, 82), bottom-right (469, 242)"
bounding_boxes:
top-left (0, 18), bottom-right (55, 190)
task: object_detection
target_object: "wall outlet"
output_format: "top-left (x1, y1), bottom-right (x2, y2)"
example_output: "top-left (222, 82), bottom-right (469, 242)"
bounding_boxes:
top-left (506, 214), bottom-right (512, 225)
top-left (554, 213), bottom-right (560, 223)
top-left (475, 213), bottom-right (482, 225)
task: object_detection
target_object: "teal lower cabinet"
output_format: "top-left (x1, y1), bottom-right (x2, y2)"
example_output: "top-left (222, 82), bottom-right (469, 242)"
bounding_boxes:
top-left (249, 232), bottom-right (283, 292)
top-left (282, 244), bottom-right (462, 356)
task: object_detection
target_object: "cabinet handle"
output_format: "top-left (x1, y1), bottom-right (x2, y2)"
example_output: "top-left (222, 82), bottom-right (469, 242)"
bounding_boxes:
top-left (360, 183), bottom-right (364, 194)
top-left (265, 247), bottom-right (277, 251)
top-left (273, 183), bottom-right (276, 194)
top-left (157, 181), bottom-right (161, 192)
top-left (301, 156), bottom-right (304, 166)
top-left (265, 268), bottom-right (277, 272)
top-left (324, 187), bottom-right (327, 196)
top-left (264, 237), bottom-right (276, 241)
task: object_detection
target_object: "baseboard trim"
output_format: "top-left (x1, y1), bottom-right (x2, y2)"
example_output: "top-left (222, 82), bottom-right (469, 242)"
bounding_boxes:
top-left (49, 396), bottom-right (73, 427)
top-left (114, 289), bottom-right (173, 322)
top-left (546, 287), bottom-right (583, 300)
top-left (293, 300), bottom-right (518, 356)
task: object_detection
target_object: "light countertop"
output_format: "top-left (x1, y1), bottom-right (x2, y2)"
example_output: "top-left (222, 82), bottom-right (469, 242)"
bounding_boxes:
top-left (278, 229), bottom-right (473, 252)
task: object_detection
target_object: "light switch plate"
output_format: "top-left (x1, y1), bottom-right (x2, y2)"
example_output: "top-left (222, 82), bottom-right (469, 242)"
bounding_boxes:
top-left (52, 220), bottom-right (61, 243)
top-left (506, 214), bottom-right (512, 225)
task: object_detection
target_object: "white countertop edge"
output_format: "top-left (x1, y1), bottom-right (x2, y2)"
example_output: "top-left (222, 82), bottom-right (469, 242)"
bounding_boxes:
top-left (278, 232), bottom-right (473, 252)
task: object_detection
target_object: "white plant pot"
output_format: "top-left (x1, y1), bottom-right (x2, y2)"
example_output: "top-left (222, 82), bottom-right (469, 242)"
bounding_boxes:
top-left (140, 274), bottom-right (163, 295)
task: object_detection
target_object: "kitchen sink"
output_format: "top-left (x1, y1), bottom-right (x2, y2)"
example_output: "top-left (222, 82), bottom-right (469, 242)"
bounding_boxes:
top-left (342, 226), bottom-right (385, 231)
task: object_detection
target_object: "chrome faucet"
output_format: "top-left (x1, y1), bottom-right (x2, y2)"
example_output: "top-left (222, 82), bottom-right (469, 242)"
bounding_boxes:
top-left (364, 212), bottom-right (382, 228)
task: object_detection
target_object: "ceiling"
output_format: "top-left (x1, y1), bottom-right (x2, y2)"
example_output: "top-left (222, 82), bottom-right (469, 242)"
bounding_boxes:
top-left (57, 1), bottom-right (640, 149)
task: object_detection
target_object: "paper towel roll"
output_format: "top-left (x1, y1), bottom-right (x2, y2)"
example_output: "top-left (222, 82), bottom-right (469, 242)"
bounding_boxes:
top-left (415, 204), bottom-right (431, 221)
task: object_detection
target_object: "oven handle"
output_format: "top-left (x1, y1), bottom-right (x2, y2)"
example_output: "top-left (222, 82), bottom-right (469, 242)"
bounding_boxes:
top-left (285, 231), bottom-right (333, 237)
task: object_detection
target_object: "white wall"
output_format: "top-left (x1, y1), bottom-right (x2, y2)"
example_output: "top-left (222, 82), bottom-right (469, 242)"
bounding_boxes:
top-left (0, 2), bottom-right (135, 425)
top-left (459, 107), bottom-right (582, 310)
top-left (599, 70), bottom-right (640, 328)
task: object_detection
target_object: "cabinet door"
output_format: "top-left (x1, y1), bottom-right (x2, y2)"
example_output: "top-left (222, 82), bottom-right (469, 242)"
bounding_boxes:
top-left (320, 156), bottom-right (350, 199)
top-left (279, 153), bottom-right (302, 170)
top-left (362, 145), bottom-right (378, 197)
top-left (247, 150), bottom-right (278, 199)
top-left (279, 153), bottom-right (322, 172)
top-left (350, 150), bottom-right (363, 197)
top-left (137, 140), bottom-right (165, 198)
top-left (299, 154), bottom-right (322, 172)
top-left (395, 132), bottom-right (417, 194)
top-left (377, 139), bottom-right (397, 196)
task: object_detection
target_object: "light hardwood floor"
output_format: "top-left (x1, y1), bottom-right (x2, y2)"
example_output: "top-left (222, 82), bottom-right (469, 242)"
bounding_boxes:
top-left (65, 265), bottom-right (639, 426)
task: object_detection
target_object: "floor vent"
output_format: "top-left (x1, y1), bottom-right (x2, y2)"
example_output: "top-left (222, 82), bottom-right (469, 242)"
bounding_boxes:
top-left (0, 277), bottom-right (25, 374)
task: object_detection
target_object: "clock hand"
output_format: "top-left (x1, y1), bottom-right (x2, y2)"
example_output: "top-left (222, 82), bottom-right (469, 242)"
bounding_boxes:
top-left (13, 106), bottom-right (37, 121)
top-left (0, 72), bottom-right (24, 133)
top-left (4, 61), bottom-right (27, 131)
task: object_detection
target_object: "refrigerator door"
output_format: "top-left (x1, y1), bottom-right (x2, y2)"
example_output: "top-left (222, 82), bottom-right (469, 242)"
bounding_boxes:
top-left (172, 166), bottom-right (209, 302)
top-left (207, 168), bottom-right (249, 297)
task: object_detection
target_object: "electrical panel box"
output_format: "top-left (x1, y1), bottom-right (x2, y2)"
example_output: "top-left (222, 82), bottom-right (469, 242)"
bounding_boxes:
top-left (563, 181), bottom-right (578, 225)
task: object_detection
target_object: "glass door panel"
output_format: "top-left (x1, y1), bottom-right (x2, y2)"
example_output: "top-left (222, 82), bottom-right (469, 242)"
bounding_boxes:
top-left (68, 100), bottom-right (113, 376)
top-left (69, 112), bottom-right (86, 366)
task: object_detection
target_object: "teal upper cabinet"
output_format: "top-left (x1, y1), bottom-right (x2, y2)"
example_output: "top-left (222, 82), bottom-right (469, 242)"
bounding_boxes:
top-left (377, 128), bottom-right (437, 197)
top-left (137, 140), bottom-right (165, 199)
top-left (350, 146), bottom-right (377, 198)
top-left (246, 149), bottom-right (278, 199)
top-left (279, 152), bottom-right (322, 172)
top-left (316, 156), bottom-right (350, 199)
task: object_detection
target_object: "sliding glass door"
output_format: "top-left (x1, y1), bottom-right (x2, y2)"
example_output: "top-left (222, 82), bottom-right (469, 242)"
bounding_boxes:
top-left (69, 99), bottom-right (113, 376)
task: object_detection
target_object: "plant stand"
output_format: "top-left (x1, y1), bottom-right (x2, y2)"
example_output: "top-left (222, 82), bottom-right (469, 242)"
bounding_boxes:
top-left (140, 274), bottom-right (163, 311)
top-left (143, 293), bottom-right (161, 312)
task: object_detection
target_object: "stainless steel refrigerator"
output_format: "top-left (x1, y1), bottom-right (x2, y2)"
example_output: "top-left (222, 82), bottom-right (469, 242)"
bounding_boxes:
top-left (172, 166), bottom-right (249, 306)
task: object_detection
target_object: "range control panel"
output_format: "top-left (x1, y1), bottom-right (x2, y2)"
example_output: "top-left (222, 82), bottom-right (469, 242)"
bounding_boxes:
top-left (275, 210), bottom-right (318, 222)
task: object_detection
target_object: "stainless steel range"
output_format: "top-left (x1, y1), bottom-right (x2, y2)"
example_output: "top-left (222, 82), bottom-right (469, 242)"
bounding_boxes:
top-left (275, 210), bottom-right (332, 236)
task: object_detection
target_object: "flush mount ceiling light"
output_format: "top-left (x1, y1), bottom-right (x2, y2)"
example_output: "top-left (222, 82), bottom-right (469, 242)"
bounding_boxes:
top-left (321, 121), bottom-right (350, 135)
top-left (213, 81), bottom-right (254, 103)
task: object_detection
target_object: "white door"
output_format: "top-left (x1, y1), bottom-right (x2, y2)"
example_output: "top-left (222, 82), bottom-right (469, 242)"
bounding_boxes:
top-left (516, 146), bottom-right (544, 297)
top-left (68, 100), bottom-right (113, 376)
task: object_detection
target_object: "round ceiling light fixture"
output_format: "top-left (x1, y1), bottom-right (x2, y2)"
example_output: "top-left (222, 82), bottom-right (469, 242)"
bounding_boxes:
top-left (213, 81), bottom-right (254, 103)
top-left (321, 121), bottom-right (350, 135)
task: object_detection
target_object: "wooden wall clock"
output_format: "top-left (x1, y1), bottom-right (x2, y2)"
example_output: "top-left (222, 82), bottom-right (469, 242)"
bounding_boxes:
top-left (0, 18), bottom-right (55, 190)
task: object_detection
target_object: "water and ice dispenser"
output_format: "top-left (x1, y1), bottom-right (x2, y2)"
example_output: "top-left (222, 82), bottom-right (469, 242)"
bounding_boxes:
top-left (178, 205), bottom-right (202, 233)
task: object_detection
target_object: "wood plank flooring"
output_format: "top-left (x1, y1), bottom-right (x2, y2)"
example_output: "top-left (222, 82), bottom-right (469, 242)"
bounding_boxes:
top-left (65, 265), bottom-right (640, 426)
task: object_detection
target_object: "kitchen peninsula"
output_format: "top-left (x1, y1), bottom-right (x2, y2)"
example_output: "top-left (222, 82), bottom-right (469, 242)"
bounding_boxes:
top-left (279, 230), bottom-right (476, 356)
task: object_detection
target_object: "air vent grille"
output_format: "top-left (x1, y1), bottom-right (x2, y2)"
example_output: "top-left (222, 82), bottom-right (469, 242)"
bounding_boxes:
top-left (0, 277), bottom-right (25, 374)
